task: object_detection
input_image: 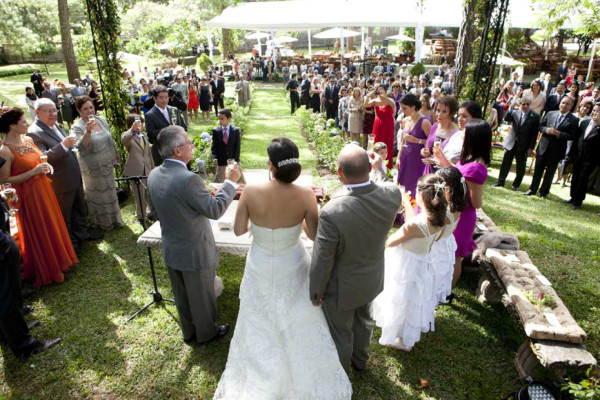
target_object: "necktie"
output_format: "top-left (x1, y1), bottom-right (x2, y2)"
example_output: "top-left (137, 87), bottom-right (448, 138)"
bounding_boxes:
top-left (555, 114), bottom-right (564, 129)
top-left (223, 126), bottom-right (228, 145)
top-left (139, 135), bottom-right (145, 149)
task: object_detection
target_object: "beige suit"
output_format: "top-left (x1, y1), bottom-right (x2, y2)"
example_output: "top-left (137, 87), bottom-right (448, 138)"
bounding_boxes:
top-left (121, 129), bottom-right (155, 218)
top-left (310, 182), bottom-right (402, 372)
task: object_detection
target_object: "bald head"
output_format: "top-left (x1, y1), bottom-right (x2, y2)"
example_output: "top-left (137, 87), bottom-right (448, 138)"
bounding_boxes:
top-left (338, 144), bottom-right (370, 184)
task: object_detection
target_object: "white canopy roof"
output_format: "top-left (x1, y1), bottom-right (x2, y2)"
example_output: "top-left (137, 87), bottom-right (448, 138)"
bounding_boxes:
top-left (207, 0), bottom-right (576, 30)
top-left (314, 28), bottom-right (361, 39)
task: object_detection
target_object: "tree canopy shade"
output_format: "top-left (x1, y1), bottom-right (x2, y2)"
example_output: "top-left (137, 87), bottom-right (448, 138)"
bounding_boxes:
top-left (206, 0), bottom-right (576, 31)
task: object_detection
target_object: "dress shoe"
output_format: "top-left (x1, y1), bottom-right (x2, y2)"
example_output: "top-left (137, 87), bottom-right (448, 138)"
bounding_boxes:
top-left (492, 183), bottom-right (504, 188)
top-left (21, 288), bottom-right (34, 299)
top-left (183, 334), bottom-right (196, 344)
top-left (511, 186), bottom-right (519, 191)
top-left (84, 234), bottom-right (104, 241)
top-left (27, 320), bottom-right (40, 330)
top-left (351, 361), bottom-right (366, 372)
top-left (200, 324), bottom-right (230, 345)
top-left (539, 195), bottom-right (547, 200)
top-left (23, 305), bottom-right (34, 314)
top-left (27, 338), bottom-right (62, 358)
top-left (572, 205), bottom-right (581, 210)
top-left (562, 198), bottom-right (574, 204)
top-left (524, 190), bottom-right (535, 196)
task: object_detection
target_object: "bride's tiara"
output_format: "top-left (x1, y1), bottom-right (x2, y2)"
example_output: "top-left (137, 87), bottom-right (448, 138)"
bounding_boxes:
top-left (277, 158), bottom-right (299, 168)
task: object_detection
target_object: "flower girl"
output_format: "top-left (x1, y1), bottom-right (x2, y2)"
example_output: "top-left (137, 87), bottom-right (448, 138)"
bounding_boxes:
top-left (433, 167), bottom-right (467, 304)
top-left (373, 174), bottom-right (447, 351)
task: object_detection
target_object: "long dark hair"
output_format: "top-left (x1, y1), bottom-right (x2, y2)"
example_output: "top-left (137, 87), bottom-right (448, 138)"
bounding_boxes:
top-left (460, 119), bottom-right (491, 165)
top-left (436, 166), bottom-right (467, 213)
top-left (268, 137), bottom-right (301, 183)
top-left (417, 174), bottom-right (447, 227)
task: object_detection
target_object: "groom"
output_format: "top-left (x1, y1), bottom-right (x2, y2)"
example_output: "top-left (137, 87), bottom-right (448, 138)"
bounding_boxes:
top-left (310, 145), bottom-right (402, 372)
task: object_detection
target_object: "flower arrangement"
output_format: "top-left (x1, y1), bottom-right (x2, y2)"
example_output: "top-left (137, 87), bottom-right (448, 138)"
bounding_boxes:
top-left (296, 108), bottom-right (346, 172)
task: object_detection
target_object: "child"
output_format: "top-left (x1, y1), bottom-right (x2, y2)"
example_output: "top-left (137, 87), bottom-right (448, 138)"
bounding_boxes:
top-left (433, 167), bottom-right (467, 304)
top-left (373, 174), bottom-right (447, 351)
top-left (211, 108), bottom-right (245, 183)
top-left (369, 142), bottom-right (389, 182)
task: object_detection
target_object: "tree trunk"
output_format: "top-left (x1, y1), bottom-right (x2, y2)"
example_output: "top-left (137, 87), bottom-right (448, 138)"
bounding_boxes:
top-left (58, 0), bottom-right (80, 82)
top-left (347, 36), bottom-right (354, 52)
top-left (454, 0), bottom-right (477, 97)
top-left (557, 30), bottom-right (564, 55)
top-left (222, 28), bottom-right (231, 59)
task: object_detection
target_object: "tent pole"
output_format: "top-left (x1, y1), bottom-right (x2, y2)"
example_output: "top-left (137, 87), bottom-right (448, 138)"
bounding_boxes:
top-left (340, 27), bottom-right (345, 67)
top-left (361, 26), bottom-right (365, 60)
top-left (271, 29), bottom-right (276, 72)
top-left (207, 26), bottom-right (214, 63)
top-left (308, 29), bottom-right (312, 61)
top-left (586, 39), bottom-right (597, 82)
top-left (257, 31), bottom-right (262, 57)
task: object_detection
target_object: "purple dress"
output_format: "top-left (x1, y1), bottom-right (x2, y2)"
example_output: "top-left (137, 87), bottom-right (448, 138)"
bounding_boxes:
top-left (423, 122), bottom-right (459, 175)
top-left (397, 116), bottom-right (427, 196)
top-left (453, 161), bottom-right (488, 258)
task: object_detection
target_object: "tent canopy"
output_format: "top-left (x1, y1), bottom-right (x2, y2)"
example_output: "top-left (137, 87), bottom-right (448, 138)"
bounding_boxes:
top-left (207, 0), bottom-right (577, 30)
top-left (386, 33), bottom-right (415, 42)
top-left (274, 35), bottom-right (298, 43)
top-left (245, 31), bottom-right (270, 39)
top-left (314, 28), bottom-right (360, 39)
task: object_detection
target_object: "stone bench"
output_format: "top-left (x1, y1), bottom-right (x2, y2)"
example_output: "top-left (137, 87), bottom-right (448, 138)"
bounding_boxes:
top-left (472, 210), bottom-right (597, 380)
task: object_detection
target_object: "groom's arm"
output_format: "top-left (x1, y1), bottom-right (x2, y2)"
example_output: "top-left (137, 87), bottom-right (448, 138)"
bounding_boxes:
top-left (309, 209), bottom-right (339, 306)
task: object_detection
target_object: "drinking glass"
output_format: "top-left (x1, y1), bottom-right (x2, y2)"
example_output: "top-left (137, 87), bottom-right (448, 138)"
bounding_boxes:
top-left (367, 134), bottom-right (375, 151)
top-left (433, 139), bottom-right (442, 150)
top-left (2, 185), bottom-right (18, 215)
top-left (40, 154), bottom-right (48, 164)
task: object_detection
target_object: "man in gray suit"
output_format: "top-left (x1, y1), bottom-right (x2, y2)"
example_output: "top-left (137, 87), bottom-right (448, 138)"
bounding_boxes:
top-left (310, 145), bottom-right (402, 373)
top-left (27, 98), bottom-right (100, 253)
top-left (148, 125), bottom-right (240, 345)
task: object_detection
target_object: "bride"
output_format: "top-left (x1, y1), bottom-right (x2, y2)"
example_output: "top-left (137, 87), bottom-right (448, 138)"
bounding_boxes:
top-left (214, 138), bottom-right (352, 400)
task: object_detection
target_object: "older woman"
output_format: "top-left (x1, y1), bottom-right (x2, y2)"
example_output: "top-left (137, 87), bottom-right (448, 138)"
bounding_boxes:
top-left (71, 96), bottom-right (123, 230)
top-left (347, 88), bottom-right (363, 143)
top-left (0, 106), bottom-right (78, 286)
top-left (421, 95), bottom-right (460, 174)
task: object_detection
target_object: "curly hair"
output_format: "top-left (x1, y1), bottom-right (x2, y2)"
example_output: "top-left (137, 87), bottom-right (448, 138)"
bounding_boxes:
top-left (417, 174), bottom-right (447, 227)
top-left (0, 106), bottom-right (24, 134)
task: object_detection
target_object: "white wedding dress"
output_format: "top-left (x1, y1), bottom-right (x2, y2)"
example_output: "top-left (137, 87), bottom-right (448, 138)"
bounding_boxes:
top-left (213, 223), bottom-right (352, 400)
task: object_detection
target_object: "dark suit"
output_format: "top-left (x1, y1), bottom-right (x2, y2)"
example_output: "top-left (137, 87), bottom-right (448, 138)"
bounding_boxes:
top-left (41, 89), bottom-right (58, 106)
top-left (324, 84), bottom-right (340, 121)
top-left (27, 120), bottom-right (88, 247)
top-left (544, 92), bottom-right (566, 114)
top-left (528, 111), bottom-right (578, 196)
top-left (556, 65), bottom-right (568, 84)
top-left (569, 119), bottom-right (600, 206)
top-left (211, 124), bottom-right (240, 183)
top-left (30, 73), bottom-right (44, 97)
top-left (498, 109), bottom-right (540, 189)
top-left (145, 105), bottom-right (187, 166)
top-left (148, 160), bottom-right (236, 343)
top-left (0, 195), bottom-right (37, 358)
top-left (300, 79), bottom-right (311, 108)
top-left (542, 81), bottom-right (553, 95)
top-left (212, 78), bottom-right (225, 115)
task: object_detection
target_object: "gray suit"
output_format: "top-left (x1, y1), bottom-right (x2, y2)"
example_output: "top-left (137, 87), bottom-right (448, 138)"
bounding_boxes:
top-left (148, 160), bottom-right (236, 342)
top-left (27, 120), bottom-right (88, 246)
top-left (121, 129), bottom-right (155, 219)
top-left (310, 182), bottom-right (402, 372)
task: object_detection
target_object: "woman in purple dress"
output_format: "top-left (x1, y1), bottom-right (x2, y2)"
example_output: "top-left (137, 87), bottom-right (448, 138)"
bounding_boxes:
top-left (396, 94), bottom-right (432, 195)
top-left (421, 96), bottom-right (459, 175)
top-left (434, 119), bottom-right (491, 290)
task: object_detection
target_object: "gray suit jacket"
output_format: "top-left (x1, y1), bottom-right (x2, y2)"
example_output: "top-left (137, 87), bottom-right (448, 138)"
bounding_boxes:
top-left (503, 109), bottom-right (540, 152)
top-left (27, 120), bottom-right (83, 194)
top-left (148, 160), bottom-right (236, 272)
top-left (310, 182), bottom-right (402, 311)
top-left (121, 129), bottom-right (154, 177)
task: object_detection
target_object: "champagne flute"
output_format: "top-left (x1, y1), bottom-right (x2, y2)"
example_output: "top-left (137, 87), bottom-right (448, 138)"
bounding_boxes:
top-left (2, 186), bottom-right (18, 215)
top-left (367, 134), bottom-right (375, 151)
top-left (226, 158), bottom-right (236, 175)
top-left (88, 115), bottom-right (100, 133)
top-left (433, 139), bottom-right (442, 151)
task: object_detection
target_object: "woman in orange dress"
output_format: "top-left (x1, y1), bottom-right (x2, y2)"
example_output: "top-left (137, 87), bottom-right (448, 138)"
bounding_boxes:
top-left (0, 106), bottom-right (78, 287)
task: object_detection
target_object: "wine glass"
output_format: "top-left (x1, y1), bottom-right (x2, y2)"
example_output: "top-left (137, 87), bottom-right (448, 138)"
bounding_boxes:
top-left (433, 139), bottom-right (442, 151)
top-left (2, 184), bottom-right (18, 216)
top-left (367, 134), bottom-right (375, 151)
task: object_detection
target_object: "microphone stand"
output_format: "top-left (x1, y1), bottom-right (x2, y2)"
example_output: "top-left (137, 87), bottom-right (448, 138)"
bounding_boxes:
top-left (115, 175), bottom-right (174, 322)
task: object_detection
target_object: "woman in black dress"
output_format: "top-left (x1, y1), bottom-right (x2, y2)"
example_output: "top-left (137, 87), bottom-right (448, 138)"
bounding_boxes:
top-left (199, 77), bottom-right (212, 122)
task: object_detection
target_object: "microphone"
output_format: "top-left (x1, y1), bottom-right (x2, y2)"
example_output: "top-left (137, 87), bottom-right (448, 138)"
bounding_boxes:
top-left (115, 175), bottom-right (148, 182)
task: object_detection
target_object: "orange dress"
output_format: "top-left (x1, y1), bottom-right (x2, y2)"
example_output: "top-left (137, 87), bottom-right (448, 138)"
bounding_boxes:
top-left (5, 138), bottom-right (78, 287)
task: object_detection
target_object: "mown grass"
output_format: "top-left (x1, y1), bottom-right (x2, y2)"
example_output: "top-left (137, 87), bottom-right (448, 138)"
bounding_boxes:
top-left (0, 78), bottom-right (598, 399)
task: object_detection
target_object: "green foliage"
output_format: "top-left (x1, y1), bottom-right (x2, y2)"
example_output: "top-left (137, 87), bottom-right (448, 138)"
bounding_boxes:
top-left (505, 30), bottom-right (529, 57)
top-left (198, 53), bottom-right (213, 73)
top-left (86, 0), bottom-right (131, 174)
top-left (410, 62), bottom-right (425, 77)
top-left (562, 366), bottom-right (600, 399)
top-left (125, 22), bottom-right (169, 57)
top-left (295, 108), bottom-right (345, 172)
top-left (533, 0), bottom-right (600, 40)
top-left (74, 35), bottom-right (95, 67)
top-left (0, 68), bottom-right (34, 78)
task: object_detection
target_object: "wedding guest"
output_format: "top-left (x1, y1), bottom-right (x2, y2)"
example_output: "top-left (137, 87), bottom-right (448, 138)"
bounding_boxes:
top-left (495, 94), bottom-right (540, 190)
top-left (496, 81), bottom-right (514, 113)
top-left (0, 185), bottom-right (61, 358)
top-left (88, 81), bottom-right (103, 111)
top-left (525, 96), bottom-right (577, 198)
top-left (24, 87), bottom-right (38, 121)
top-left (370, 86), bottom-right (396, 169)
top-left (71, 96), bottom-right (124, 230)
top-left (57, 87), bottom-right (75, 130)
top-left (396, 94), bottom-right (432, 196)
top-left (30, 69), bottom-right (44, 97)
top-left (421, 96), bottom-right (459, 174)
top-left (198, 77), bottom-right (212, 122)
top-left (373, 174), bottom-right (446, 351)
top-left (564, 102), bottom-right (600, 210)
top-left (361, 89), bottom-right (377, 149)
top-left (187, 79), bottom-right (200, 124)
top-left (212, 108), bottom-right (242, 183)
top-left (567, 83), bottom-right (580, 112)
top-left (338, 88), bottom-right (350, 140)
top-left (526, 80), bottom-right (546, 115)
top-left (309, 77), bottom-right (323, 114)
top-left (0, 106), bottom-right (78, 286)
top-left (121, 114), bottom-right (154, 225)
top-left (348, 88), bottom-right (363, 143)
top-left (235, 75), bottom-right (250, 108)
top-left (432, 166), bottom-right (467, 304)
top-left (434, 120), bottom-right (491, 286)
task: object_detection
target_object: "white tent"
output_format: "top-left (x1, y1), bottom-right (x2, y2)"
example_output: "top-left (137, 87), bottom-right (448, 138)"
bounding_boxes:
top-left (206, 0), bottom-right (578, 62)
top-left (274, 35), bottom-right (298, 44)
top-left (245, 31), bottom-right (270, 39)
top-left (313, 28), bottom-right (360, 39)
top-left (385, 34), bottom-right (415, 42)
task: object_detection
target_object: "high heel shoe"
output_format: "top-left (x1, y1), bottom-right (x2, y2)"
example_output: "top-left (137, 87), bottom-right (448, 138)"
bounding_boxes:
top-left (446, 292), bottom-right (457, 304)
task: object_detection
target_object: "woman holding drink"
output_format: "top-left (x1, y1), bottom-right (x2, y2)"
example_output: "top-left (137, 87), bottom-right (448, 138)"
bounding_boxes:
top-left (0, 106), bottom-right (78, 287)
top-left (71, 96), bottom-right (124, 230)
top-left (421, 96), bottom-right (459, 175)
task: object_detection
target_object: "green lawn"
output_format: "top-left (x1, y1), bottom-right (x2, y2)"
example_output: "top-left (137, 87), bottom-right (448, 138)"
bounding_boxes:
top-left (0, 72), bottom-right (598, 399)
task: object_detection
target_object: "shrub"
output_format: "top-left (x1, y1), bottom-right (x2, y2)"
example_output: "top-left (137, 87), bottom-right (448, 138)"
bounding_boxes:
top-left (410, 62), bottom-right (425, 77)
top-left (0, 67), bottom-right (34, 78)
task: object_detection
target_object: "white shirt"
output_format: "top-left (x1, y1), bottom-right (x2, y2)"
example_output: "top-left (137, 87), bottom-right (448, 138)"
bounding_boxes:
top-left (584, 122), bottom-right (596, 139)
top-left (164, 159), bottom-right (238, 189)
top-left (156, 105), bottom-right (170, 123)
top-left (344, 180), bottom-right (371, 189)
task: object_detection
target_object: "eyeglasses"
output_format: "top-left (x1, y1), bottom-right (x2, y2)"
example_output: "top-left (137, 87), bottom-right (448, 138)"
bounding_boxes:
top-left (39, 109), bottom-right (58, 114)
top-left (521, 103), bottom-right (531, 106)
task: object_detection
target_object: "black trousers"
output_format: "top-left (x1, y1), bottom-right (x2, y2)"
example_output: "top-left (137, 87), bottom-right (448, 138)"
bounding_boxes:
top-left (290, 91), bottom-right (300, 114)
top-left (570, 160), bottom-right (596, 206)
top-left (529, 152), bottom-right (561, 196)
top-left (498, 147), bottom-right (529, 189)
top-left (301, 92), bottom-right (310, 109)
top-left (0, 239), bottom-right (36, 358)
top-left (54, 185), bottom-right (89, 248)
top-left (213, 94), bottom-right (224, 116)
top-left (325, 102), bottom-right (337, 120)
